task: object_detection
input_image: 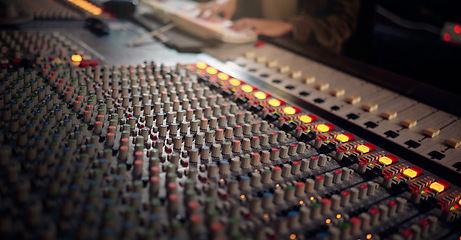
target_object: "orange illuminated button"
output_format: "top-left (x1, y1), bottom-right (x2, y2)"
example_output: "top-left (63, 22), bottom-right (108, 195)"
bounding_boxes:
top-left (268, 99), bottom-right (285, 107)
top-left (206, 67), bottom-right (218, 75)
top-left (282, 106), bottom-right (300, 115)
top-left (241, 85), bottom-right (255, 93)
top-left (71, 54), bottom-right (82, 62)
top-left (299, 115), bottom-right (318, 123)
top-left (316, 123), bottom-right (335, 132)
top-left (378, 155), bottom-right (398, 166)
top-left (403, 166), bottom-right (423, 178)
top-left (429, 180), bottom-right (450, 193)
top-left (356, 143), bottom-right (376, 153)
top-left (229, 78), bottom-right (242, 86)
top-left (217, 72), bottom-right (229, 80)
top-left (335, 133), bottom-right (355, 142)
top-left (196, 62), bottom-right (207, 69)
top-left (254, 91), bottom-right (270, 100)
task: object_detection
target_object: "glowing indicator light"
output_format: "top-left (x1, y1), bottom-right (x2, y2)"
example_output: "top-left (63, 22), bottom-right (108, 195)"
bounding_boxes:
top-left (299, 115), bottom-right (317, 123)
top-left (206, 67), bottom-right (218, 75)
top-left (444, 33), bottom-right (451, 42)
top-left (336, 133), bottom-right (355, 142)
top-left (268, 99), bottom-right (284, 107)
top-left (241, 85), bottom-right (254, 93)
top-left (290, 234), bottom-right (296, 239)
top-left (379, 155), bottom-right (398, 165)
top-left (229, 78), bottom-right (241, 86)
top-left (357, 143), bottom-right (376, 153)
top-left (196, 62), bottom-right (207, 69)
top-left (366, 234), bottom-right (373, 240)
top-left (283, 106), bottom-right (300, 115)
top-left (310, 196), bottom-right (314, 201)
top-left (455, 25), bottom-right (461, 34)
top-left (430, 180), bottom-right (450, 193)
top-left (217, 72), bottom-right (229, 80)
top-left (254, 91), bottom-right (269, 99)
top-left (325, 218), bottom-right (331, 224)
top-left (264, 213), bottom-right (269, 218)
top-left (316, 123), bottom-right (335, 132)
top-left (68, 0), bottom-right (102, 15)
top-left (240, 194), bottom-right (246, 199)
top-left (71, 54), bottom-right (82, 62)
top-left (299, 201), bottom-right (303, 205)
top-left (336, 214), bottom-right (341, 219)
top-left (403, 166), bottom-right (423, 178)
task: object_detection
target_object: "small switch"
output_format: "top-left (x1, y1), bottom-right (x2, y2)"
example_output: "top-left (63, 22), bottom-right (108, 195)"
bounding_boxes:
top-left (345, 95), bottom-right (361, 104)
top-left (446, 136), bottom-right (461, 148)
top-left (266, 59), bottom-right (278, 68)
top-left (330, 88), bottom-right (345, 97)
top-left (315, 82), bottom-right (329, 91)
top-left (362, 102), bottom-right (378, 112)
top-left (278, 65), bottom-right (290, 73)
top-left (302, 76), bottom-right (315, 84)
top-left (381, 110), bottom-right (397, 120)
top-left (290, 70), bottom-right (302, 78)
top-left (423, 127), bottom-right (440, 138)
top-left (255, 55), bottom-right (267, 63)
top-left (401, 118), bottom-right (417, 128)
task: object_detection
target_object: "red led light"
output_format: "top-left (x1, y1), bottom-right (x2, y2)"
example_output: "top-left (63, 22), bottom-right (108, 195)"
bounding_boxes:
top-left (444, 33), bottom-right (451, 42)
top-left (454, 25), bottom-right (461, 34)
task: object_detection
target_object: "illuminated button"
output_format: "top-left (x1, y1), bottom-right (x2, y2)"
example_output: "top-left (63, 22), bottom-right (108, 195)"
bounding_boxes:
top-left (299, 115), bottom-right (317, 123)
top-left (378, 155), bottom-right (397, 166)
top-left (403, 166), bottom-right (422, 178)
top-left (254, 91), bottom-right (269, 100)
top-left (362, 102), bottom-right (378, 112)
top-left (244, 51), bottom-right (255, 58)
top-left (345, 95), bottom-right (361, 104)
top-left (336, 133), bottom-right (355, 142)
top-left (315, 82), bottom-right (329, 91)
top-left (330, 88), bottom-right (345, 97)
top-left (229, 79), bottom-right (241, 86)
top-left (316, 123), bottom-right (335, 132)
top-left (302, 76), bottom-right (315, 84)
top-left (278, 65), bottom-right (290, 73)
top-left (217, 72), bottom-right (229, 80)
top-left (266, 59), bottom-right (278, 68)
top-left (446, 136), bottom-right (461, 148)
top-left (241, 85), bottom-right (255, 93)
top-left (401, 118), bottom-right (417, 128)
top-left (423, 127), bottom-right (440, 138)
top-left (196, 62), bottom-right (207, 69)
top-left (289, 70), bottom-right (302, 78)
top-left (268, 99), bottom-right (284, 107)
top-left (429, 180), bottom-right (449, 193)
top-left (71, 54), bottom-right (82, 62)
top-left (255, 55), bottom-right (267, 63)
top-left (282, 106), bottom-right (300, 115)
top-left (356, 143), bottom-right (375, 153)
top-left (206, 67), bottom-right (218, 75)
top-left (381, 109), bottom-right (397, 120)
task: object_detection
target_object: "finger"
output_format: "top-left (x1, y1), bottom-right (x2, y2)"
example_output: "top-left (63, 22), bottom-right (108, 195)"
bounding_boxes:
top-left (197, 4), bottom-right (214, 18)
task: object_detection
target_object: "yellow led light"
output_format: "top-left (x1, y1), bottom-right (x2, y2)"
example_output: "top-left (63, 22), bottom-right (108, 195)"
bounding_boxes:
top-left (229, 78), bottom-right (241, 86)
top-left (241, 85), bottom-right (254, 93)
top-left (254, 91), bottom-right (268, 100)
top-left (290, 234), bottom-right (296, 240)
top-left (366, 234), bottom-right (373, 240)
top-left (217, 72), bottom-right (229, 80)
top-left (299, 201), bottom-right (303, 205)
top-left (336, 214), bottom-right (341, 219)
top-left (325, 218), bottom-right (331, 224)
top-left (71, 54), bottom-right (82, 62)
top-left (283, 107), bottom-right (297, 115)
top-left (430, 182), bottom-right (445, 193)
top-left (300, 115), bottom-right (313, 123)
top-left (379, 156), bottom-right (393, 166)
top-left (310, 196), bottom-right (314, 200)
top-left (316, 124), bottom-right (330, 133)
top-left (268, 99), bottom-right (282, 107)
top-left (206, 67), bottom-right (218, 75)
top-left (196, 62), bottom-right (207, 69)
top-left (240, 194), bottom-right (245, 199)
top-left (357, 144), bottom-right (370, 153)
top-left (403, 168), bottom-right (418, 178)
top-left (336, 134), bottom-right (350, 142)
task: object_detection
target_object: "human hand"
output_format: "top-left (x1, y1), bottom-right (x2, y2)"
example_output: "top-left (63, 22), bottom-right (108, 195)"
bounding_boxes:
top-left (197, 0), bottom-right (237, 20)
top-left (231, 18), bottom-right (293, 37)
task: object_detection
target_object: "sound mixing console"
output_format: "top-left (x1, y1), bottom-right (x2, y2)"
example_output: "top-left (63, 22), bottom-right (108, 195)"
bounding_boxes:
top-left (0, 1), bottom-right (461, 240)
